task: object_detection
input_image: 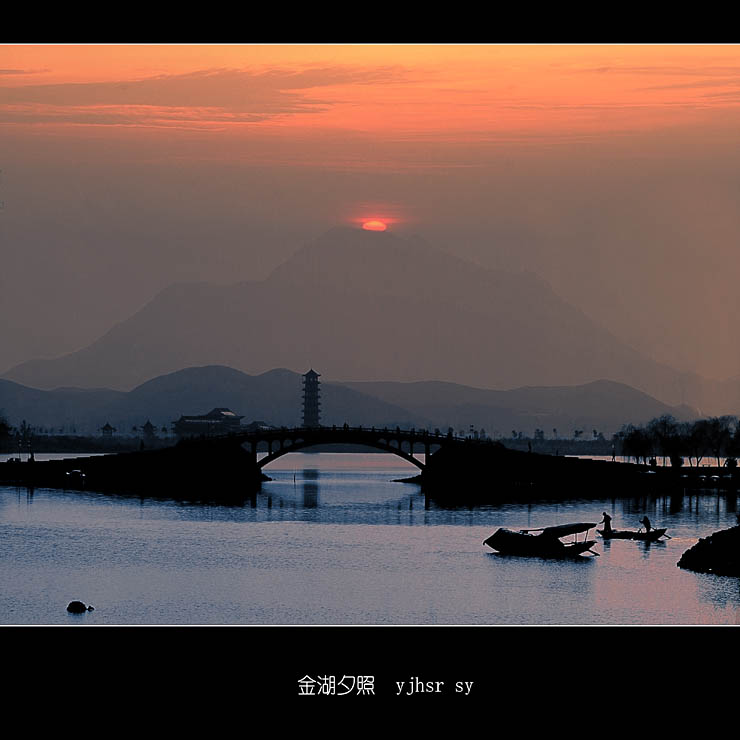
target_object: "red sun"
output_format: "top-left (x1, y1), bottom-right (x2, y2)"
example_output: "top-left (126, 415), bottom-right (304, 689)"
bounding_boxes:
top-left (362, 220), bottom-right (387, 232)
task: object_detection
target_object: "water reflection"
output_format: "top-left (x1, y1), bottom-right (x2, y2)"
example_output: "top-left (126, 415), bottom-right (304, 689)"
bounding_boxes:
top-left (256, 467), bottom-right (427, 525)
top-left (669, 492), bottom-right (684, 514)
top-left (4, 453), bottom-right (740, 624)
top-left (637, 539), bottom-right (667, 560)
top-left (5, 478), bottom-right (740, 533)
top-left (301, 469), bottom-right (320, 508)
top-left (726, 493), bottom-right (737, 513)
top-left (489, 551), bottom-right (597, 566)
top-left (695, 577), bottom-right (740, 613)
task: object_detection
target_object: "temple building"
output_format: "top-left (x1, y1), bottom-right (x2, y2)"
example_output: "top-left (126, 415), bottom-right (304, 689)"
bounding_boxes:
top-left (172, 408), bottom-right (244, 437)
top-left (302, 369), bottom-right (321, 427)
top-left (141, 420), bottom-right (157, 441)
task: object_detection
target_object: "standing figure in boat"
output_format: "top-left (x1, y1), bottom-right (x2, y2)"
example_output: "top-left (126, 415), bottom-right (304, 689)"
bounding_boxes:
top-left (639, 516), bottom-right (652, 533)
top-left (600, 512), bottom-right (613, 534)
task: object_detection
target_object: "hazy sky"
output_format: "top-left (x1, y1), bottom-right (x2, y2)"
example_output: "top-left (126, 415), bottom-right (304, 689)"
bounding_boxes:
top-left (3, 44), bottom-right (740, 380)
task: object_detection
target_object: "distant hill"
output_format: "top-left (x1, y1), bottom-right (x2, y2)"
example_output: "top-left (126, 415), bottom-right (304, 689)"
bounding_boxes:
top-left (0, 366), bottom-right (424, 436)
top-left (3, 227), bottom-right (737, 412)
top-left (0, 365), bottom-right (697, 439)
top-left (343, 378), bottom-right (698, 437)
top-left (111, 366), bottom-right (424, 430)
top-left (0, 379), bottom-right (125, 434)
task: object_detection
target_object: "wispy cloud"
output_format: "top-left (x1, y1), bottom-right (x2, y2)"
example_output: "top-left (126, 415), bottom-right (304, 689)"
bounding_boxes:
top-left (0, 68), bottom-right (48, 76)
top-left (639, 78), bottom-right (740, 92)
top-left (571, 63), bottom-right (740, 93)
top-left (572, 64), bottom-right (740, 77)
top-left (0, 104), bottom-right (275, 130)
top-left (0, 65), bottom-right (409, 128)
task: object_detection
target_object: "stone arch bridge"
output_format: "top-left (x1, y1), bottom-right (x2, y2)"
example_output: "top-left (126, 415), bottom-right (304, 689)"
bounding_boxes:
top-left (0, 425), bottom-right (671, 500)
top-left (232, 425), bottom-right (465, 470)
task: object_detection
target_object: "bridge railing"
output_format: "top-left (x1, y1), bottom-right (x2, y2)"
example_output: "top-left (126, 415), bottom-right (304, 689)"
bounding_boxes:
top-left (207, 425), bottom-right (496, 446)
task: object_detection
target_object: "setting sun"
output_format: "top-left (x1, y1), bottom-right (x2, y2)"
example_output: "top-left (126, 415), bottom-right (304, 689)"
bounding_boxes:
top-left (362, 220), bottom-right (387, 232)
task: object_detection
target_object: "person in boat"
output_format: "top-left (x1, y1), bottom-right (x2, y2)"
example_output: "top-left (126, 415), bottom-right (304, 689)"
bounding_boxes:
top-left (600, 512), bottom-right (613, 534)
top-left (639, 516), bottom-right (652, 533)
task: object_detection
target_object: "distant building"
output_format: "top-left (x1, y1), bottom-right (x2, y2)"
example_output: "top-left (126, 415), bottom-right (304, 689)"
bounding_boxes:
top-left (302, 369), bottom-right (321, 427)
top-left (142, 420), bottom-right (157, 441)
top-left (172, 408), bottom-right (244, 437)
top-left (242, 420), bottom-right (275, 433)
top-left (100, 423), bottom-right (116, 437)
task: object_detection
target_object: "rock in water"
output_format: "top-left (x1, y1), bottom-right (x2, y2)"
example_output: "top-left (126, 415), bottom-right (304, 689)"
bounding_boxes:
top-left (677, 526), bottom-right (740, 576)
top-left (67, 600), bottom-right (88, 613)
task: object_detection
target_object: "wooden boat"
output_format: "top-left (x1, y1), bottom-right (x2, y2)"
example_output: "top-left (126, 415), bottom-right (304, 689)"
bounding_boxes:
top-left (483, 522), bottom-right (599, 558)
top-left (598, 527), bottom-right (667, 542)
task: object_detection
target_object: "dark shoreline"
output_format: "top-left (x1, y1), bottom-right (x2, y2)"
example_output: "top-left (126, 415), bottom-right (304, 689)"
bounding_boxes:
top-left (0, 435), bottom-right (175, 455)
top-left (677, 525), bottom-right (740, 576)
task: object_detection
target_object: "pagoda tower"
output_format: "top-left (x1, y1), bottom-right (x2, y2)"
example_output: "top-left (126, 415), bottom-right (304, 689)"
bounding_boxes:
top-left (302, 369), bottom-right (321, 427)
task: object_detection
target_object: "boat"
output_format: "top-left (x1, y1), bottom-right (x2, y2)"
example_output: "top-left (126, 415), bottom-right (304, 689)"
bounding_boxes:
top-left (483, 522), bottom-right (599, 558)
top-left (598, 527), bottom-right (667, 542)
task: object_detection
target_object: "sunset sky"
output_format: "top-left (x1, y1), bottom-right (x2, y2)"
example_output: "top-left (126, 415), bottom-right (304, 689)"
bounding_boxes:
top-left (3, 44), bottom-right (740, 381)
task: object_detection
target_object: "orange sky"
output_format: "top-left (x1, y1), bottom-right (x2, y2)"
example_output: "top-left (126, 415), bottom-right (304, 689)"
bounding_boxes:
top-left (3, 45), bottom-right (740, 382)
top-left (3, 44), bottom-right (740, 144)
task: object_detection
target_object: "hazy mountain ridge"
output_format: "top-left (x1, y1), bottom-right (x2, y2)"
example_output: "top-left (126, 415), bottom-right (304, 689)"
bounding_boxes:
top-left (343, 378), bottom-right (697, 436)
top-left (0, 365), bottom-right (696, 439)
top-left (3, 227), bottom-right (737, 413)
top-left (0, 366), bottom-right (425, 435)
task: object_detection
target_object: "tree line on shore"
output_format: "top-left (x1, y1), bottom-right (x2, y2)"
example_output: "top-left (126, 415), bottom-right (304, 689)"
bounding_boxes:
top-left (0, 411), bottom-right (174, 454)
top-left (615, 414), bottom-right (739, 468)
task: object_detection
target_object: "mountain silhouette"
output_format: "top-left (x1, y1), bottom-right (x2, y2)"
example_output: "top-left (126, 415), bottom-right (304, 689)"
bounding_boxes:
top-left (0, 365), bottom-right (694, 438)
top-left (343, 378), bottom-right (697, 437)
top-left (0, 366), bottom-right (424, 436)
top-left (2, 227), bottom-right (734, 412)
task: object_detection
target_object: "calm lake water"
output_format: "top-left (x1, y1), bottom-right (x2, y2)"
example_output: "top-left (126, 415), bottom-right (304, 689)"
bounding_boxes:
top-left (1, 452), bottom-right (738, 626)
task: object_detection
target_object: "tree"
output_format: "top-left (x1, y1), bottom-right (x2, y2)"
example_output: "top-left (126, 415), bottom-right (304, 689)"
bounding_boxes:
top-left (704, 416), bottom-right (736, 467)
top-left (17, 420), bottom-right (32, 443)
top-left (683, 419), bottom-right (710, 467)
top-left (0, 411), bottom-right (12, 445)
top-left (646, 415), bottom-right (680, 466)
top-left (619, 423), bottom-right (653, 464)
top-left (726, 423), bottom-right (740, 462)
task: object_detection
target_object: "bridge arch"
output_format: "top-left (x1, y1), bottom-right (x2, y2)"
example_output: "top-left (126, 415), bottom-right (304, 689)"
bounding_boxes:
top-left (256, 437), bottom-right (426, 470)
